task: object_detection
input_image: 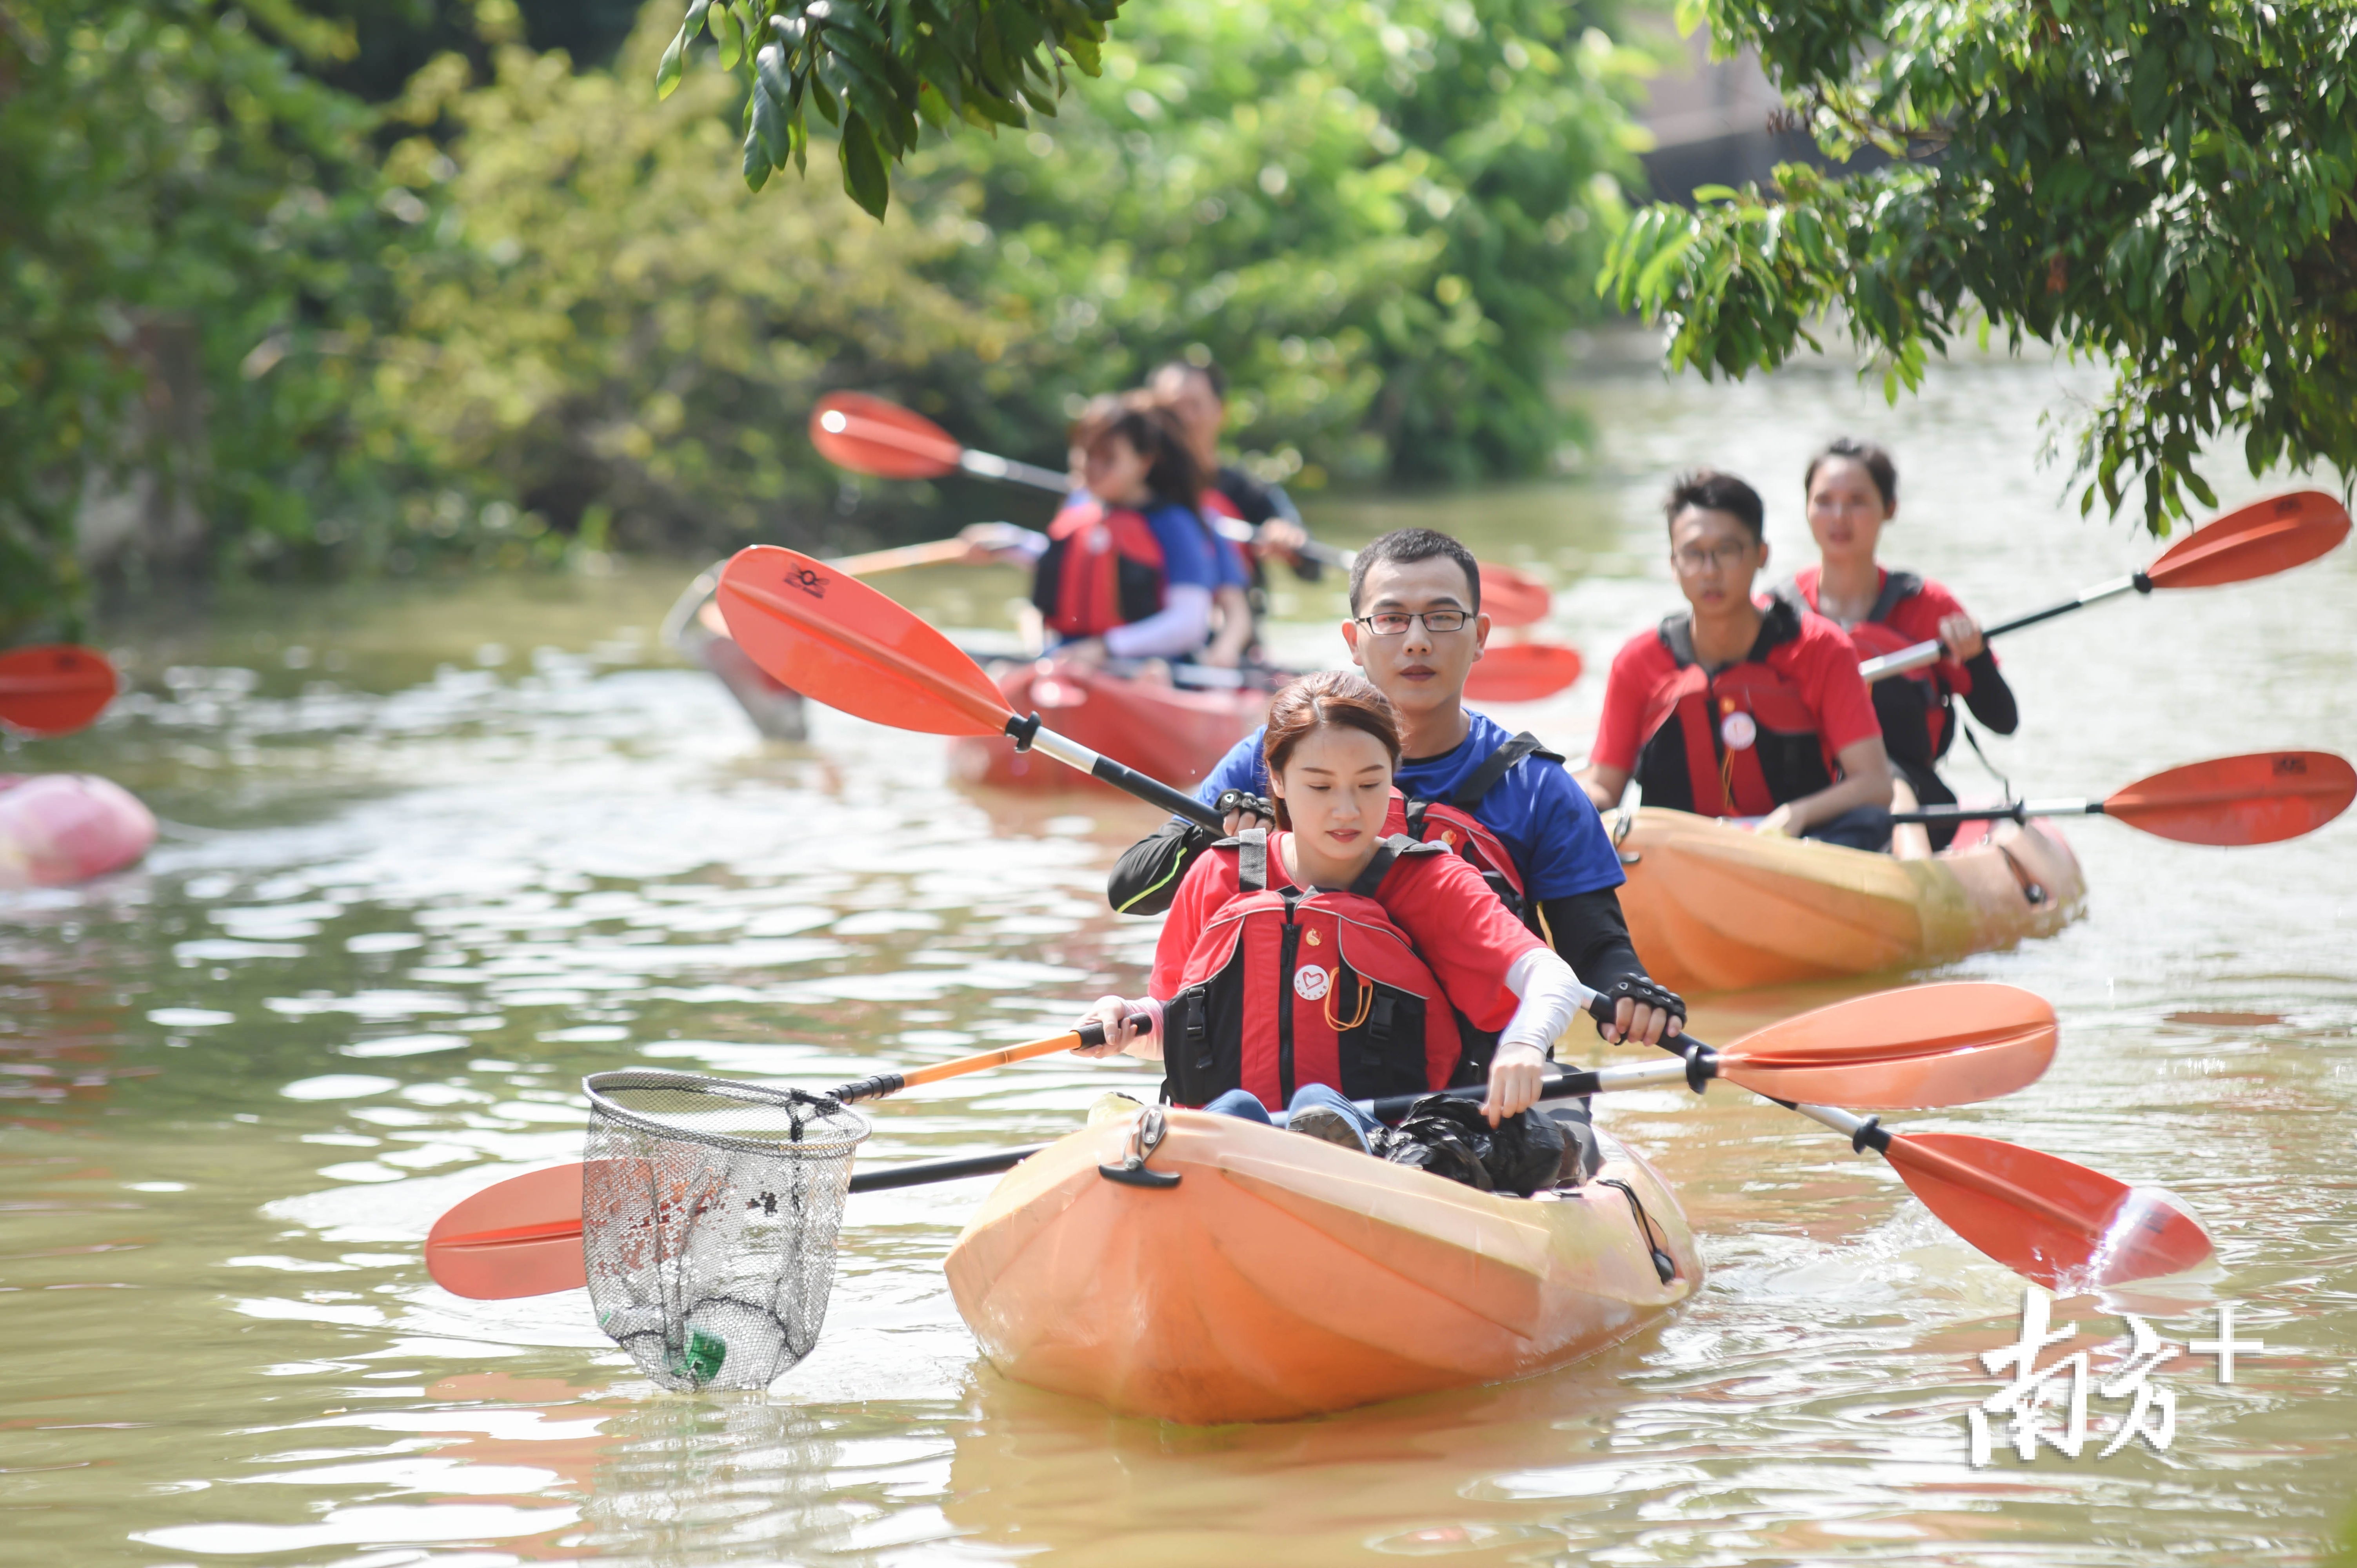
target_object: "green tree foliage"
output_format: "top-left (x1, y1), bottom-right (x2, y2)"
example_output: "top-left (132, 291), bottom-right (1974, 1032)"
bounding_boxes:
top-left (660, 0), bottom-right (1125, 219)
top-left (0, 0), bottom-right (420, 639)
top-left (378, 0), bottom-right (1648, 544)
top-left (374, 15), bottom-right (1018, 552)
top-left (1601, 1), bottom-right (2357, 532)
top-left (901, 0), bottom-right (1650, 484)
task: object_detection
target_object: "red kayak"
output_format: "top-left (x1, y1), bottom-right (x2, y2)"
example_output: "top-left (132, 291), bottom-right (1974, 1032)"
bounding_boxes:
top-left (949, 659), bottom-right (1275, 793)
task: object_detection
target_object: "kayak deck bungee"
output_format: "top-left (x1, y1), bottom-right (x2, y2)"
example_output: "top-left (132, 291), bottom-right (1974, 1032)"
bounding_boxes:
top-left (948, 658), bottom-right (1274, 794)
top-left (943, 1107), bottom-right (1700, 1425)
top-left (1612, 806), bottom-right (2086, 995)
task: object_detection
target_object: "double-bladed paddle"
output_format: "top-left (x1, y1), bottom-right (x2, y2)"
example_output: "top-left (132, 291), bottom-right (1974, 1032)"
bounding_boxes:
top-left (1889, 751), bottom-right (2355, 847)
top-left (1648, 1035), bottom-right (2215, 1288)
top-left (0, 644), bottom-right (119, 739)
top-left (809, 392), bottom-right (1561, 631)
top-left (1861, 489), bottom-right (2350, 683)
top-left (423, 982), bottom-right (2057, 1301)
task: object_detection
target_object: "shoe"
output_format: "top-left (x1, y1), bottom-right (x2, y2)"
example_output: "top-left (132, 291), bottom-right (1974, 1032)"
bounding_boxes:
top-left (1087, 1092), bottom-right (1145, 1127)
top-left (1287, 1104), bottom-right (1371, 1154)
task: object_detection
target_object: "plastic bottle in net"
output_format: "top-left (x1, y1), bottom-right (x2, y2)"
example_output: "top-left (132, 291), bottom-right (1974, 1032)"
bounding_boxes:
top-left (581, 1070), bottom-right (869, 1392)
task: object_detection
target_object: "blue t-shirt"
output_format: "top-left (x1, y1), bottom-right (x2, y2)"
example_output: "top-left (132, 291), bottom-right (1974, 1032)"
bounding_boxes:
top-left (1188, 710), bottom-right (1626, 900)
top-left (1139, 501), bottom-right (1225, 593)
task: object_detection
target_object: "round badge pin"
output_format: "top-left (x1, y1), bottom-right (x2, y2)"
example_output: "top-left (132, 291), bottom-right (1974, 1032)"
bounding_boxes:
top-left (1292, 965), bottom-right (1331, 1002)
top-left (1720, 711), bottom-right (1758, 750)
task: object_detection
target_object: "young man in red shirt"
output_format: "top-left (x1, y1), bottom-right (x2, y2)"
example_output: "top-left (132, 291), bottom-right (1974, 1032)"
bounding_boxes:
top-left (1580, 470), bottom-right (1897, 851)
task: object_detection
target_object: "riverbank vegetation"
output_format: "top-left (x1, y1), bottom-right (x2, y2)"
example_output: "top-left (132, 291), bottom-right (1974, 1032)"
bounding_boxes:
top-left (4, 0), bottom-right (1650, 640)
top-left (1604, 0), bottom-right (2357, 534)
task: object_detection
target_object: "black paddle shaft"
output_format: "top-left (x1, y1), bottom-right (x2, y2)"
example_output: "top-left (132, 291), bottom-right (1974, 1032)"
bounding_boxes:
top-left (1888, 799), bottom-right (2103, 826)
top-left (1003, 711), bottom-right (1228, 832)
top-left (845, 1019), bottom-right (1725, 1195)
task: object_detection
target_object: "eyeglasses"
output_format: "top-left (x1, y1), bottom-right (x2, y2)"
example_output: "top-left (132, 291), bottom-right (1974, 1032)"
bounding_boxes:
top-left (1672, 539), bottom-right (1756, 575)
top-left (1356, 610), bottom-right (1470, 636)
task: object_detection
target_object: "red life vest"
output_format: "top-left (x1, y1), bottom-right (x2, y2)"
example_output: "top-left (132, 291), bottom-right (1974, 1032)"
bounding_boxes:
top-left (1162, 832), bottom-right (1485, 1111)
top-left (1633, 597), bottom-right (1836, 817)
top-left (1033, 499), bottom-right (1166, 639)
top-left (1379, 731), bottom-right (1558, 933)
top-left (1792, 570), bottom-right (1950, 766)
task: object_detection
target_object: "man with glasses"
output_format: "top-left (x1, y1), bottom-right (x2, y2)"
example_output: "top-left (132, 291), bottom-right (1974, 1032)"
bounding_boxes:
top-left (1577, 470), bottom-right (1895, 849)
top-left (1107, 529), bottom-right (1684, 1121)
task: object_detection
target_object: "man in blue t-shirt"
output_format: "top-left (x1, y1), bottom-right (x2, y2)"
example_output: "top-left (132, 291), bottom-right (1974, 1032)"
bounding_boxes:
top-left (1107, 527), bottom-right (1685, 1058)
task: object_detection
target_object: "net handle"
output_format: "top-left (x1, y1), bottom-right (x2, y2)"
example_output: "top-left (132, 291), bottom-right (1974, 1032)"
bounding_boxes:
top-left (582, 1068), bottom-right (871, 1158)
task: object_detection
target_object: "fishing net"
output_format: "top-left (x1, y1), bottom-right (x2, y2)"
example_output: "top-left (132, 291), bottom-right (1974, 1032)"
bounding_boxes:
top-left (582, 1069), bottom-right (869, 1393)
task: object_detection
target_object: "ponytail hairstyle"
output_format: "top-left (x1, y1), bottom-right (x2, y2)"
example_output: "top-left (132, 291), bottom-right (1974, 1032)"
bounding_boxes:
top-left (1804, 436), bottom-right (1899, 510)
top-left (1260, 670), bottom-right (1402, 829)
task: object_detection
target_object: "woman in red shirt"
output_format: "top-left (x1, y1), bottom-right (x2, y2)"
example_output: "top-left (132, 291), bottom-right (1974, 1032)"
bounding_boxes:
top-left (1579, 470), bottom-right (1896, 850)
top-left (1073, 670), bottom-right (1592, 1150)
top-left (1790, 439), bottom-right (2020, 852)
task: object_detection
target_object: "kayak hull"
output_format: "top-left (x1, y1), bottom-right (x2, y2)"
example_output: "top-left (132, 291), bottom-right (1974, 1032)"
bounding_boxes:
top-left (0, 774), bottom-right (158, 889)
top-left (943, 1109), bottom-right (1699, 1426)
top-left (1614, 806), bottom-right (2086, 995)
top-left (948, 661), bottom-right (1270, 794)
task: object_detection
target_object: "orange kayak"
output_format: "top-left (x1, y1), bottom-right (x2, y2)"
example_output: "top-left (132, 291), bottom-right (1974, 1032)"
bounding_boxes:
top-left (948, 659), bottom-right (1271, 794)
top-left (944, 1107), bottom-right (1699, 1425)
top-left (1614, 806), bottom-right (2086, 995)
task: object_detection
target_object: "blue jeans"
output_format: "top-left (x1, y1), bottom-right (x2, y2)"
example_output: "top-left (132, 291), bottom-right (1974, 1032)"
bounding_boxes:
top-left (1202, 1084), bottom-right (1383, 1152)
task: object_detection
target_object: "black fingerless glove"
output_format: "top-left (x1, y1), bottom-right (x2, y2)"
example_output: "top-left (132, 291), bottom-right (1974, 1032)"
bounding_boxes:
top-left (1592, 975), bottom-right (1687, 1037)
top-left (1214, 788), bottom-right (1275, 827)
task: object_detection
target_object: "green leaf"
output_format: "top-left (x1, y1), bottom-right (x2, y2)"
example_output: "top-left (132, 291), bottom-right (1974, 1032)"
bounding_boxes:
top-left (712, 2), bottom-right (743, 69)
top-left (656, 25), bottom-right (688, 99)
top-left (840, 113), bottom-right (890, 217)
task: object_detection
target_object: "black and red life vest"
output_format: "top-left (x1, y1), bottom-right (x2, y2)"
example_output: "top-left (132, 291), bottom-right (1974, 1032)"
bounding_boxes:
top-left (1162, 832), bottom-right (1489, 1111)
top-left (1380, 731), bottom-right (1558, 933)
top-left (1032, 500), bottom-right (1167, 639)
top-left (1795, 570), bottom-right (1950, 769)
top-left (1633, 596), bottom-right (1837, 818)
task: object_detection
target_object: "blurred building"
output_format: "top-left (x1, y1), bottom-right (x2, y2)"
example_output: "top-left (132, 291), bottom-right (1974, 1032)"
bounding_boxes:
top-left (1636, 24), bottom-right (1887, 204)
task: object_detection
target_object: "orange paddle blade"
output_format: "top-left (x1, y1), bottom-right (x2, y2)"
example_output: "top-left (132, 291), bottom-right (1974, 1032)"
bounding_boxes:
top-left (1886, 1132), bottom-right (2214, 1288)
top-left (1720, 982), bottom-right (2056, 1108)
top-left (716, 546), bottom-right (1014, 737)
top-left (810, 392), bottom-right (964, 481)
top-left (2103, 751), bottom-right (2355, 846)
top-left (426, 1163), bottom-right (586, 1300)
top-left (0, 644), bottom-right (118, 737)
top-left (1463, 642), bottom-right (1582, 703)
top-left (1478, 564), bottom-right (1551, 629)
top-left (2145, 489), bottom-right (2350, 590)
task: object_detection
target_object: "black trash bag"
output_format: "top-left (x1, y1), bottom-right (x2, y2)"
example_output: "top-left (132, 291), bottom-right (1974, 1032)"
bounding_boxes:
top-left (1376, 1095), bottom-right (1567, 1197)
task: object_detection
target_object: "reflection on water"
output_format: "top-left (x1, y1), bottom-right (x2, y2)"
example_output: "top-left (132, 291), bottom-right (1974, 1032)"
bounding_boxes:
top-left (5, 350), bottom-right (2354, 1566)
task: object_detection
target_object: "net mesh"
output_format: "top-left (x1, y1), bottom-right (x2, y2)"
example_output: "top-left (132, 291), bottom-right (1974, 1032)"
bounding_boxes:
top-left (582, 1070), bottom-right (869, 1392)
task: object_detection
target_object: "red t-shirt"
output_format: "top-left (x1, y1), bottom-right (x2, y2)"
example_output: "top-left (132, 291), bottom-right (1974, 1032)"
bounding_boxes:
top-left (1591, 603), bottom-right (1883, 777)
top-left (1790, 564), bottom-right (1992, 696)
top-left (1150, 833), bottom-right (1543, 1033)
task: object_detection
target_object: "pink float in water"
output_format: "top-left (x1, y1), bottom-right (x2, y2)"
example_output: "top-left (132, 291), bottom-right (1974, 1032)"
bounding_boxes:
top-left (0, 774), bottom-right (158, 888)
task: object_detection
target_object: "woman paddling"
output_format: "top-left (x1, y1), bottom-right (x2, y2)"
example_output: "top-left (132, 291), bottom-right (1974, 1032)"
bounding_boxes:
top-left (959, 399), bottom-right (1254, 669)
top-left (1579, 470), bottom-right (1898, 849)
top-left (1789, 439), bottom-right (2020, 852)
top-left (1072, 670), bottom-right (1590, 1152)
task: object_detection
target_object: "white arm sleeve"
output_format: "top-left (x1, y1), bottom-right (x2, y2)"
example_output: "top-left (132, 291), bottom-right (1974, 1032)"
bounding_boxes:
top-left (1497, 947), bottom-right (1595, 1057)
top-left (1121, 996), bottom-right (1166, 1062)
top-left (1101, 583), bottom-right (1214, 659)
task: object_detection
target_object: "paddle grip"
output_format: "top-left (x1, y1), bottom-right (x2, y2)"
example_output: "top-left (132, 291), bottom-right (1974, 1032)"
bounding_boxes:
top-left (1007, 712), bottom-right (1230, 833)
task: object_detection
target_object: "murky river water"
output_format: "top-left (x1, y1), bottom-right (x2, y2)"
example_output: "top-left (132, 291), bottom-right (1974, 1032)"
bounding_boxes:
top-left (6, 351), bottom-right (2354, 1566)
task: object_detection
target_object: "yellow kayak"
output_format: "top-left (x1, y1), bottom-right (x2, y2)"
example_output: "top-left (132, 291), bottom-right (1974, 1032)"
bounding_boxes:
top-left (1613, 806), bottom-right (2086, 995)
